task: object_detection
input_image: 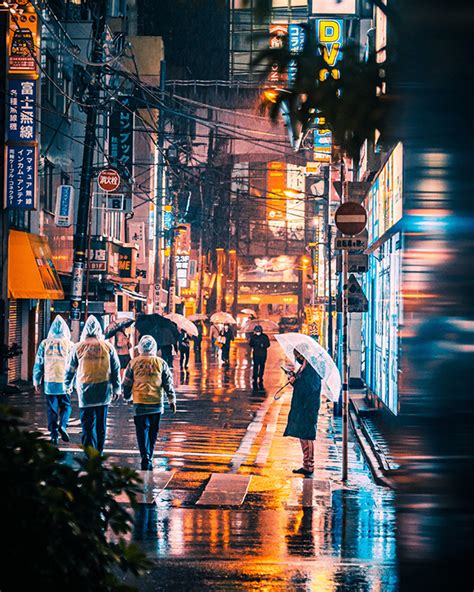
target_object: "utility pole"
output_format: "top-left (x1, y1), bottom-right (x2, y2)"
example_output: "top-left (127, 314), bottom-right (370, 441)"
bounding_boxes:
top-left (154, 60), bottom-right (166, 312)
top-left (70, 1), bottom-right (106, 339)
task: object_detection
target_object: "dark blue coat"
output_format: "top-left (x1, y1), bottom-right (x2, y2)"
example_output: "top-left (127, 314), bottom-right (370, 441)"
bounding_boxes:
top-left (283, 364), bottom-right (321, 441)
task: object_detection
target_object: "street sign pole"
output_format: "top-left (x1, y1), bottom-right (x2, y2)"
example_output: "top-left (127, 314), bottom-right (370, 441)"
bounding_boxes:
top-left (342, 246), bottom-right (349, 482)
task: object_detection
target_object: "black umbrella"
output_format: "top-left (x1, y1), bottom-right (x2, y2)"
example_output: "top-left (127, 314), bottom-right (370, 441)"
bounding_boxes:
top-left (104, 318), bottom-right (134, 339)
top-left (135, 313), bottom-right (179, 346)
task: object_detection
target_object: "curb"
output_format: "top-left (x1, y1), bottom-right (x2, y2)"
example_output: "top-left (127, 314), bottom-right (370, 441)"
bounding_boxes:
top-left (349, 406), bottom-right (395, 489)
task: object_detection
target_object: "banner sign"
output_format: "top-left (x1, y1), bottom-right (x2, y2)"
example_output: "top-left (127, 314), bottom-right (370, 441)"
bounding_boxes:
top-left (288, 24), bottom-right (306, 86)
top-left (54, 185), bottom-right (74, 227)
top-left (269, 24), bottom-right (288, 85)
top-left (8, 11), bottom-right (39, 76)
top-left (7, 78), bottom-right (36, 141)
top-left (5, 144), bottom-right (37, 209)
top-left (108, 96), bottom-right (134, 177)
top-left (313, 19), bottom-right (344, 161)
top-left (176, 255), bottom-right (190, 288)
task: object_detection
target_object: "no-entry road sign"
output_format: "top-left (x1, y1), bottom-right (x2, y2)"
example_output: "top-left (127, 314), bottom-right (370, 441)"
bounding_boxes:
top-left (97, 168), bottom-right (121, 193)
top-left (335, 201), bottom-right (367, 236)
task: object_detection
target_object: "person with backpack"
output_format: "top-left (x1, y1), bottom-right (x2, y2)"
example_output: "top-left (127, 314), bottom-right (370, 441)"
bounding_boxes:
top-left (33, 316), bottom-right (74, 445)
top-left (122, 335), bottom-right (177, 470)
top-left (65, 315), bottom-right (121, 455)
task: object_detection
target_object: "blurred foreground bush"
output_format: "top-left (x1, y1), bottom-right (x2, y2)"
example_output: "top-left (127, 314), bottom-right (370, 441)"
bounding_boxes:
top-left (0, 406), bottom-right (150, 591)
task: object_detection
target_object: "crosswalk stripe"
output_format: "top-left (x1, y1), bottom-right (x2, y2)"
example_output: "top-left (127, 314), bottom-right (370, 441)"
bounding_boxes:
top-left (58, 446), bottom-right (233, 458)
top-left (196, 473), bottom-right (252, 506)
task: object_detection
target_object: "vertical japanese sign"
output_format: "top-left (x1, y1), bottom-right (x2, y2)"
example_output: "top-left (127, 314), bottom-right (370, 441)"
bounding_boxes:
top-left (54, 185), bottom-right (74, 227)
top-left (5, 145), bottom-right (37, 209)
top-left (7, 78), bottom-right (36, 141)
top-left (288, 24), bottom-right (306, 87)
top-left (313, 19), bottom-right (344, 162)
top-left (268, 24), bottom-right (288, 85)
top-left (267, 162), bottom-right (286, 221)
top-left (108, 96), bottom-right (134, 177)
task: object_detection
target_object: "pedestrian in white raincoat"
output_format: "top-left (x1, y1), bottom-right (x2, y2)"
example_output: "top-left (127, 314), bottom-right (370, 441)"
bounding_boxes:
top-left (33, 315), bottom-right (74, 445)
top-left (65, 315), bottom-right (121, 454)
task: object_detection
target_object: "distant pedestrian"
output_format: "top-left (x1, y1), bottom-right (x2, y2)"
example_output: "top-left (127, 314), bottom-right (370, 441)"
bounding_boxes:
top-left (123, 335), bottom-right (177, 470)
top-left (284, 348), bottom-right (322, 477)
top-left (192, 321), bottom-right (203, 363)
top-left (219, 323), bottom-right (233, 366)
top-left (106, 315), bottom-right (132, 378)
top-left (33, 316), bottom-right (74, 445)
top-left (65, 315), bottom-right (121, 455)
top-left (178, 329), bottom-right (190, 370)
top-left (249, 325), bottom-right (270, 390)
top-left (209, 323), bottom-right (219, 355)
top-left (159, 344), bottom-right (174, 369)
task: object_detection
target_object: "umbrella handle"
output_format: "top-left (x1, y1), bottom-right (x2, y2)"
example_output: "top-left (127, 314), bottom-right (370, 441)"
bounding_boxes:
top-left (273, 380), bottom-right (291, 400)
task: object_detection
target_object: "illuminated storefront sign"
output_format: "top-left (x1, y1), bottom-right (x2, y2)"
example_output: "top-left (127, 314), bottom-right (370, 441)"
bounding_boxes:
top-left (108, 96), bottom-right (134, 177)
top-left (176, 255), bottom-right (190, 288)
top-left (267, 161), bottom-right (286, 221)
top-left (313, 19), bottom-right (344, 162)
top-left (8, 10), bottom-right (39, 76)
top-left (288, 24), bottom-right (306, 86)
top-left (366, 142), bottom-right (403, 245)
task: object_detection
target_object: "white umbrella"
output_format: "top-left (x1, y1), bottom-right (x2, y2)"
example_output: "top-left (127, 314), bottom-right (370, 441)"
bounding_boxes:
top-left (165, 313), bottom-right (199, 337)
top-left (188, 313), bottom-right (208, 321)
top-left (240, 308), bottom-right (256, 315)
top-left (274, 333), bottom-right (341, 402)
top-left (242, 319), bottom-right (279, 333)
top-left (210, 311), bottom-right (236, 325)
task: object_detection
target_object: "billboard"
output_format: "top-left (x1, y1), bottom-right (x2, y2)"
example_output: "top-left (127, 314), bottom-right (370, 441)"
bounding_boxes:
top-left (366, 142), bottom-right (403, 246)
top-left (239, 255), bottom-right (299, 284)
top-left (8, 11), bottom-right (39, 76)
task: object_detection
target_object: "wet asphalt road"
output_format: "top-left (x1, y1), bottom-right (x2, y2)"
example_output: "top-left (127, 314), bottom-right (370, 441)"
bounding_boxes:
top-left (9, 339), bottom-right (398, 591)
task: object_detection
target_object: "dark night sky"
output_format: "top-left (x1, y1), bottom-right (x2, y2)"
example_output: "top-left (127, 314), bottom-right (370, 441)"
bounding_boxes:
top-left (137, 0), bottom-right (230, 80)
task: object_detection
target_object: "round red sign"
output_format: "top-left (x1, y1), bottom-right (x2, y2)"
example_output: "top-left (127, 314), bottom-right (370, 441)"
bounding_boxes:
top-left (335, 202), bottom-right (367, 236)
top-left (97, 169), bottom-right (121, 193)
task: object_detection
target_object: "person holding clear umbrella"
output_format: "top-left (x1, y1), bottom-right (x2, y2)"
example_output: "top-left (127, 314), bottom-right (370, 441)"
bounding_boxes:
top-left (283, 348), bottom-right (322, 477)
top-left (65, 315), bottom-right (121, 455)
top-left (33, 315), bottom-right (74, 445)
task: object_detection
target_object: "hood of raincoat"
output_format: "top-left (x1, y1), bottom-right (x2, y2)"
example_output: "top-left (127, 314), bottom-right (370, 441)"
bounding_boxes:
top-left (47, 315), bottom-right (71, 341)
top-left (80, 315), bottom-right (104, 341)
top-left (138, 335), bottom-right (158, 355)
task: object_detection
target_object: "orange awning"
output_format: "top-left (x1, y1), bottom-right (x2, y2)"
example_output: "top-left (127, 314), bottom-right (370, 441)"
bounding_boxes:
top-left (8, 230), bottom-right (64, 300)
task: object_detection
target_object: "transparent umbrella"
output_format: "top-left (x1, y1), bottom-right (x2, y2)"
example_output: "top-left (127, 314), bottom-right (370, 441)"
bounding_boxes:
top-left (242, 319), bottom-right (279, 333)
top-left (210, 312), bottom-right (236, 324)
top-left (274, 333), bottom-right (341, 402)
top-left (165, 313), bottom-right (199, 337)
top-left (188, 313), bottom-right (208, 321)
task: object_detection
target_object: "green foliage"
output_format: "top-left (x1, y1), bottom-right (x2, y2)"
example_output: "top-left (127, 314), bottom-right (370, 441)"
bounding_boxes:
top-left (0, 406), bottom-right (151, 591)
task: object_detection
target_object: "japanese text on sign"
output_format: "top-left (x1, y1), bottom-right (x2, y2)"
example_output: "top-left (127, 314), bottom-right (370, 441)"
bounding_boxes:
top-left (109, 96), bottom-right (134, 177)
top-left (5, 145), bottom-right (37, 209)
top-left (8, 12), bottom-right (39, 75)
top-left (8, 79), bottom-right (36, 141)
